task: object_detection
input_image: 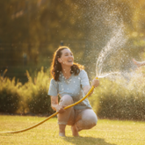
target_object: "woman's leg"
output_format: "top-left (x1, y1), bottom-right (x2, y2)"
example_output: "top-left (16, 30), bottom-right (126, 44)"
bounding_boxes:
top-left (75, 109), bottom-right (97, 131)
top-left (57, 95), bottom-right (75, 136)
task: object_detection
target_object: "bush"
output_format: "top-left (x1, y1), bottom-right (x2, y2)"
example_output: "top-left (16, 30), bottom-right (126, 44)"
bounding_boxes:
top-left (89, 70), bottom-right (145, 121)
top-left (21, 67), bottom-right (54, 115)
top-left (0, 88), bottom-right (20, 113)
top-left (0, 71), bottom-right (22, 114)
top-left (2, 65), bottom-right (145, 120)
top-left (28, 88), bottom-right (53, 115)
top-left (0, 68), bottom-right (54, 115)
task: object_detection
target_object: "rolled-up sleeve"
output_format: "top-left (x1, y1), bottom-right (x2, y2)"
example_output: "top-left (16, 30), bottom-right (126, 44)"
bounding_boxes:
top-left (48, 79), bottom-right (58, 96)
top-left (80, 70), bottom-right (90, 88)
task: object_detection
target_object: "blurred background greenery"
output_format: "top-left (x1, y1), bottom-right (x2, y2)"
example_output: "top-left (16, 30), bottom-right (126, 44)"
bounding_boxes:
top-left (1, 0), bottom-right (145, 120)
top-left (1, 0), bottom-right (145, 82)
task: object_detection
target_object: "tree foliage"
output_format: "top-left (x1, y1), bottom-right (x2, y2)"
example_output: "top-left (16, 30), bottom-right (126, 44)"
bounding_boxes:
top-left (0, 0), bottom-right (145, 80)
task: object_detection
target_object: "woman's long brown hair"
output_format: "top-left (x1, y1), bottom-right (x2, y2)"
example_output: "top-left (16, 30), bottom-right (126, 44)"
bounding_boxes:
top-left (50, 46), bottom-right (84, 81)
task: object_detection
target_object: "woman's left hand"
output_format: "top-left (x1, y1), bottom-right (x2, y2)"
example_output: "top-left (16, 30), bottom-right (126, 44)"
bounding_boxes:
top-left (91, 78), bottom-right (100, 88)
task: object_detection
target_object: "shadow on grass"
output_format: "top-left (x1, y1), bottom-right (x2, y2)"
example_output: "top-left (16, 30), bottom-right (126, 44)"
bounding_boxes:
top-left (63, 136), bottom-right (116, 145)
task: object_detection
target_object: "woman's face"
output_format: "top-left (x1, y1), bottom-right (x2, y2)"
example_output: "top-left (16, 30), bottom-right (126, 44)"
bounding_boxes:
top-left (58, 49), bottom-right (74, 67)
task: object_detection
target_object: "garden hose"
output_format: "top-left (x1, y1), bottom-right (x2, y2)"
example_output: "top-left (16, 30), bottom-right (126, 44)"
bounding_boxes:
top-left (0, 77), bottom-right (98, 135)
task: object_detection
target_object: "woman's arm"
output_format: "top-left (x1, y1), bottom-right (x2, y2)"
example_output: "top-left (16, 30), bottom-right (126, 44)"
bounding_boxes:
top-left (83, 78), bottom-right (99, 96)
top-left (51, 96), bottom-right (65, 113)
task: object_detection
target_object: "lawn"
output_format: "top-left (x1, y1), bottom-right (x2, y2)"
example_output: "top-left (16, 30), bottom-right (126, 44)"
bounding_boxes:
top-left (0, 115), bottom-right (145, 145)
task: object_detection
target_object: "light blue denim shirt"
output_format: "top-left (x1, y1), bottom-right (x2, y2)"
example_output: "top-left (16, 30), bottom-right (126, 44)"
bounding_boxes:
top-left (48, 70), bottom-right (92, 110)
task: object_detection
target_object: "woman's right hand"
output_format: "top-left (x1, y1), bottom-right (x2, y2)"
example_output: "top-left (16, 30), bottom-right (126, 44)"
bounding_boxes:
top-left (56, 104), bottom-right (66, 113)
top-left (91, 78), bottom-right (100, 88)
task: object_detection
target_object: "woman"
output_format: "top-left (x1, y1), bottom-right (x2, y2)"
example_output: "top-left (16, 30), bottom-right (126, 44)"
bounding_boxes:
top-left (48, 46), bottom-right (99, 137)
top-left (133, 58), bottom-right (145, 67)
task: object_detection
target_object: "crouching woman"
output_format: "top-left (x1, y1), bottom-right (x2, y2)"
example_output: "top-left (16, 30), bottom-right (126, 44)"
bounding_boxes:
top-left (48, 46), bottom-right (99, 137)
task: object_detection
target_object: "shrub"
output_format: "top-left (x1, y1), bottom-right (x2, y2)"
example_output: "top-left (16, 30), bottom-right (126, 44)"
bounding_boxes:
top-left (0, 71), bottom-right (22, 114)
top-left (0, 88), bottom-right (20, 113)
top-left (21, 67), bottom-right (54, 115)
top-left (89, 71), bottom-right (145, 121)
top-left (28, 88), bottom-right (53, 115)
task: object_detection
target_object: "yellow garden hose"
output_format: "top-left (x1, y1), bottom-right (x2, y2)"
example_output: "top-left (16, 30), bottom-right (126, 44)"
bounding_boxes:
top-left (0, 77), bottom-right (98, 135)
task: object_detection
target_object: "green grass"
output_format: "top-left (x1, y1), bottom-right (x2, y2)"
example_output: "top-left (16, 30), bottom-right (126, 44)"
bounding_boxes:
top-left (0, 115), bottom-right (145, 145)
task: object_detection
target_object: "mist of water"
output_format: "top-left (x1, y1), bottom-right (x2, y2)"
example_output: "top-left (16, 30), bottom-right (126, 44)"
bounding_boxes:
top-left (95, 21), bottom-right (142, 89)
top-left (96, 22), bottom-right (127, 76)
top-left (93, 8), bottom-right (139, 88)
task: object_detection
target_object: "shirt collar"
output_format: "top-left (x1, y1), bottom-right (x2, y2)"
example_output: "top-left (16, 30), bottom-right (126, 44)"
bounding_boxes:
top-left (59, 72), bottom-right (74, 81)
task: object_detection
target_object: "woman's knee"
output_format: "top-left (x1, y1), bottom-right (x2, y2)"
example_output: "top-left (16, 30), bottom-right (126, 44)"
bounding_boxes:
top-left (60, 95), bottom-right (73, 106)
top-left (76, 116), bottom-right (97, 131)
top-left (87, 117), bottom-right (97, 128)
top-left (82, 110), bottom-right (98, 128)
top-left (83, 117), bottom-right (97, 129)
